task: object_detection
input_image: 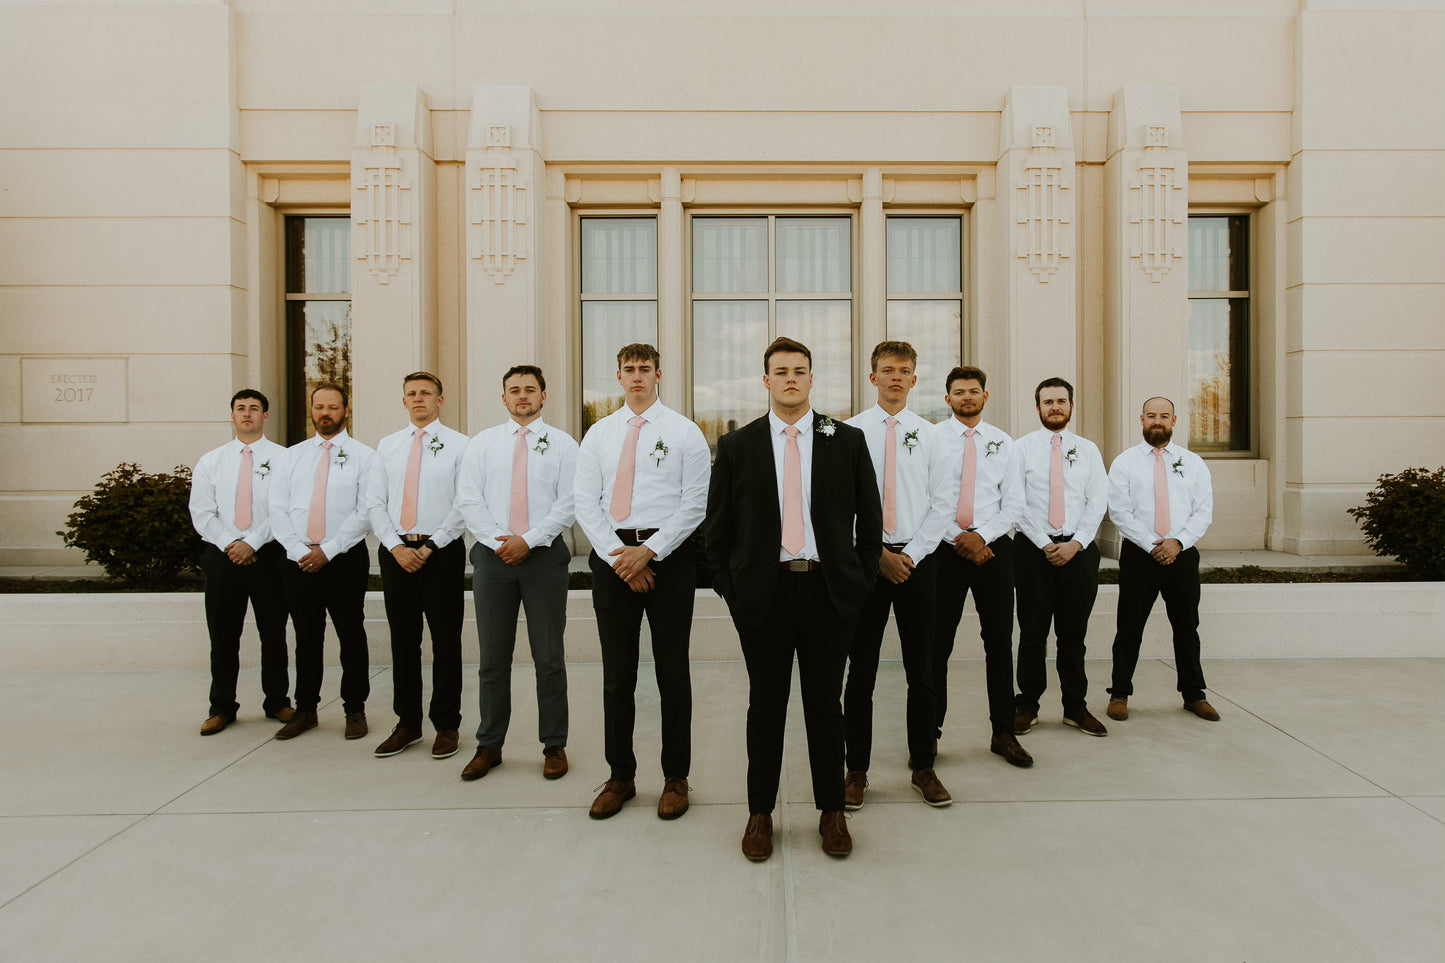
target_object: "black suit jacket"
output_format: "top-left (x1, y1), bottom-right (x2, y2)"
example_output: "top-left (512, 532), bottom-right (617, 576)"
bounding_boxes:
top-left (705, 412), bottom-right (883, 628)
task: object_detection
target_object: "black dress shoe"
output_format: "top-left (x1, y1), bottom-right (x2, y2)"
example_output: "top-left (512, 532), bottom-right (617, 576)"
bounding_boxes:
top-left (990, 733), bottom-right (1034, 768)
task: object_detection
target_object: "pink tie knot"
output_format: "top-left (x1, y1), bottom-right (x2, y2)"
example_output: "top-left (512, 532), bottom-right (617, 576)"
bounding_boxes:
top-left (629, 416), bottom-right (646, 428)
top-left (885, 416), bottom-right (898, 428)
top-left (518, 426), bottom-right (530, 438)
top-left (1052, 434), bottom-right (1062, 448)
top-left (964, 427), bottom-right (976, 438)
top-left (1153, 447), bottom-right (1166, 457)
top-left (322, 440), bottom-right (333, 451)
top-left (414, 428), bottom-right (425, 439)
top-left (784, 425), bottom-right (799, 438)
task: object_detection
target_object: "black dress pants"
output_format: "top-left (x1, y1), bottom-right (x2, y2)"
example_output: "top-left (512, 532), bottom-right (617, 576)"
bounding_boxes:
top-left (283, 542), bottom-right (370, 714)
top-left (589, 543), bottom-right (695, 781)
top-left (202, 541), bottom-right (290, 718)
top-left (932, 536), bottom-right (1016, 737)
top-left (1013, 535), bottom-right (1100, 715)
top-left (378, 539), bottom-right (465, 733)
top-left (843, 551), bottom-right (938, 772)
top-left (1110, 541), bottom-right (1207, 702)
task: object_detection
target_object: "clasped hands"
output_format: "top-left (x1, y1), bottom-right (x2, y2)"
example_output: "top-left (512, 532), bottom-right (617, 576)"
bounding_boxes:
top-left (950, 530), bottom-right (993, 566)
top-left (225, 540), bottom-right (257, 566)
top-left (879, 547), bottom-right (914, 585)
top-left (1149, 537), bottom-right (1182, 565)
top-left (391, 542), bottom-right (435, 573)
top-left (1043, 539), bottom-right (1081, 567)
top-left (609, 544), bottom-right (657, 593)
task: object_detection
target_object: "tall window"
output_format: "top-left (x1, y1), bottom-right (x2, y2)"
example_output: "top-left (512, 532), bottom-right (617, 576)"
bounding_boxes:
top-left (285, 216), bottom-right (351, 443)
top-left (692, 215), bottom-right (853, 446)
top-left (580, 218), bottom-right (658, 431)
top-left (1187, 216), bottom-right (1250, 451)
top-left (886, 216), bottom-right (963, 422)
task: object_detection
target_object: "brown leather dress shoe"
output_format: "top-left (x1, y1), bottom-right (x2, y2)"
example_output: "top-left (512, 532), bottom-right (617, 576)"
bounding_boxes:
top-left (274, 710), bottom-right (318, 740)
top-left (199, 714), bottom-right (233, 736)
top-left (1063, 709), bottom-right (1108, 736)
top-left (1184, 699), bottom-right (1221, 721)
top-left (1106, 697), bottom-right (1129, 721)
top-left (657, 777), bottom-right (690, 819)
top-left (431, 730), bottom-right (460, 759)
top-left (990, 733), bottom-right (1034, 768)
top-left (844, 770), bottom-right (868, 811)
top-left (265, 706), bottom-right (296, 724)
top-left (542, 746), bottom-right (568, 779)
top-left (344, 711), bottom-right (368, 740)
top-left (741, 813), bottom-right (773, 861)
top-left (910, 768), bottom-right (952, 807)
top-left (374, 726), bottom-right (422, 757)
top-left (1014, 709), bottom-right (1037, 735)
top-left (819, 811), bottom-right (852, 856)
top-left (460, 746), bottom-right (502, 781)
top-left (589, 779), bottom-right (636, 819)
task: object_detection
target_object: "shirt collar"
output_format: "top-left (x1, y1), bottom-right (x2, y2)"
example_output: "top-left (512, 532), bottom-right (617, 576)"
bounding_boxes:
top-left (407, 418), bottom-right (441, 436)
top-left (317, 429), bottom-right (349, 447)
top-left (624, 399), bottom-right (663, 423)
top-left (768, 407), bottom-right (814, 436)
top-left (870, 403), bottom-right (910, 424)
top-left (510, 417), bottom-right (546, 436)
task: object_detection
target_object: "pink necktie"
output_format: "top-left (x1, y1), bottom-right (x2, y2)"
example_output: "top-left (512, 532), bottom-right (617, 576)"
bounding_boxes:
top-left (1048, 434), bottom-right (1065, 531)
top-left (235, 446), bottom-right (253, 532)
top-left (399, 428), bottom-right (425, 532)
top-left (510, 427), bottom-right (530, 536)
top-left (782, 426), bottom-right (804, 555)
top-left (1153, 447), bottom-right (1171, 540)
top-left (307, 440), bottom-right (332, 544)
top-left (609, 416), bottom-right (646, 522)
top-left (955, 427), bottom-right (977, 530)
top-left (882, 417), bottom-right (898, 536)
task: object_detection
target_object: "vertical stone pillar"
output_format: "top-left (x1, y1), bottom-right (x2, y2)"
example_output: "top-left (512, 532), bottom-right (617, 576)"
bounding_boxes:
top-left (1102, 86), bottom-right (1188, 460)
top-left (656, 168), bottom-right (686, 410)
top-left (465, 85), bottom-right (547, 431)
top-left (858, 168), bottom-right (887, 403)
top-left (350, 84), bottom-right (436, 438)
top-left (996, 86), bottom-right (1077, 435)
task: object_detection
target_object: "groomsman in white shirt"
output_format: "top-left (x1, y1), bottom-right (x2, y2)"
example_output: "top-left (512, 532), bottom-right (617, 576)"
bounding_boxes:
top-left (270, 383), bottom-right (377, 741)
top-left (574, 343), bottom-right (711, 820)
top-left (189, 389), bottom-right (293, 735)
top-left (1105, 396), bottom-right (1219, 722)
top-left (365, 372), bottom-right (470, 760)
top-left (454, 364), bottom-right (579, 782)
top-left (841, 341), bottom-right (953, 809)
top-left (1011, 377), bottom-right (1110, 739)
top-left (931, 365), bottom-right (1031, 768)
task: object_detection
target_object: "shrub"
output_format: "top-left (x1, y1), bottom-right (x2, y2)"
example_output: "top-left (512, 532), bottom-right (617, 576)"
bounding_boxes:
top-left (1347, 466), bottom-right (1445, 580)
top-left (58, 463), bottom-right (202, 586)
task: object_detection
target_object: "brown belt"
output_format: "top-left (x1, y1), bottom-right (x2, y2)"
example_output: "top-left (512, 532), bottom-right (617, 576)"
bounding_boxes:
top-left (400, 533), bottom-right (432, 545)
top-left (779, 559), bottom-right (822, 572)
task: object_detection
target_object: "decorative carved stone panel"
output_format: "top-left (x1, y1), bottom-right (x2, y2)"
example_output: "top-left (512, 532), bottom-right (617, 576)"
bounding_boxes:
top-left (1016, 142), bottom-right (1070, 282)
top-left (353, 144), bottom-right (412, 285)
top-left (470, 149), bottom-right (528, 286)
top-left (1129, 142), bottom-right (1185, 283)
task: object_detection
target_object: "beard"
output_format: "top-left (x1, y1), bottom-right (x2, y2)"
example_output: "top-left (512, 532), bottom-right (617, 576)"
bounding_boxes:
top-left (1040, 411), bottom-right (1070, 431)
top-left (1143, 424), bottom-right (1172, 447)
top-left (949, 400), bottom-right (983, 420)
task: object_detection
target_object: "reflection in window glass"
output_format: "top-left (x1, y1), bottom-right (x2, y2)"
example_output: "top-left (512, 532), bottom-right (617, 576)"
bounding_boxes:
top-left (777, 300), bottom-right (852, 419)
top-left (693, 301), bottom-right (769, 447)
top-left (776, 218), bottom-right (851, 294)
top-left (287, 217), bottom-right (351, 295)
top-left (885, 217), bottom-right (962, 423)
top-left (581, 302), bottom-right (657, 431)
top-left (1187, 215), bottom-right (1249, 451)
top-left (581, 217), bottom-right (658, 432)
top-left (886, 300), bottom-right (961, 423)
top-left (693, 218), bottom-right (767, 294)
top-left (582, 219), bottom-right (657, 294)
top-left (285, 216), bottom-right (351, 443)
top-left (887, 218), bottom-right (961, 294)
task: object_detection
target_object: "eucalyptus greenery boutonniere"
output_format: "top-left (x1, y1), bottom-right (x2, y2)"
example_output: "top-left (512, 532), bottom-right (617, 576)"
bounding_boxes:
top-left (254, 459), bottom-right (272, 479)
top-left (427, 434), bottom-right (444, 457)
top-left (985, 439), bottom-right (1003, 457)
top-left (1171, 457), bottom-right (1185, 477)
top-left (902, 428), bottom-right (920, 454)
top-left (649, 438), bottom-right (669, 466)
top-left (816, 416), bottom-right (837, 438)
top-left (334, 446), bottom-right (349, 469)
top-left (1064, 446), bottom-right (1078, 465)
top-left (532, 433), bottom-right (550, 455)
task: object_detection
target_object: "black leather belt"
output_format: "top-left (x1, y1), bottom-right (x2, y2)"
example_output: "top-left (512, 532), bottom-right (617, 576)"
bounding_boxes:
top-left (883, 543), bottom-right (909, 553)
top-left (615, 528), bottom-right (659, 546)
top-left (401, 533), bottom-right (432, 545)
top-left (1049, 534), bottom-right (1074, 544)
top-left (779, 559), bottom-right (822, 572)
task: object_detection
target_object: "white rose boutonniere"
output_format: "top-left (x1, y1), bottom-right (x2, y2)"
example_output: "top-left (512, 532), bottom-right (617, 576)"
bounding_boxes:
top-left (816, 416), bottom-right (837, 438)
top-left (1065, 446), bottom-right (1078, 465)
top-left (334, 446), bottom-right (349, 468)
top-left (650, 438), bottom-right (669, 466)
top-left (985, 439), bottom-right (1003, 457)
top-left (427, 434), bottom-right (444, 457)
top-left (1171, 457), bottom-right (1184, 477)
top-left (902, 428), bottom-right (920, 454)
top-left (255, 460), bottom-right (272, 479)
top-left (533, 433), bottom-right (550, 455)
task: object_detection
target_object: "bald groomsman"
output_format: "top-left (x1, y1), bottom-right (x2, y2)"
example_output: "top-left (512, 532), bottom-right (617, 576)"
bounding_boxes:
top-left (366, 372), bottom-right (470, 760)
top-left (1012, 377), bottom-right (1109, 739)
top-left (190, 389), bottom-right (293, 735)
top-left (454, 364), bottom-right (578, 782)
top-left (270, 383), bottom-right (376, 741)
top-left (842, 341), bottom-right (952, 810)
top-left (1106, 396), bottom-right (1219, 722)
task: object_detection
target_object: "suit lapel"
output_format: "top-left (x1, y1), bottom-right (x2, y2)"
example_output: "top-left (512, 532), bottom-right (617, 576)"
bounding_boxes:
top-left (750, 415), bottom-right (781, 532)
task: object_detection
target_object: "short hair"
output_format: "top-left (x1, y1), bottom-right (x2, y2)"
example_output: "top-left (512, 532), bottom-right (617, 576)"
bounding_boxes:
top-left (616, 343), bottom-right (661, 370)
top-left (764, 336), bottom-right (812, 372)
top-left (1141, 396), bottom-right (1176, 415)
top-left (869, 340), bottom-right (918, 372)
top-left (311, 382), bottom-right (348, 408)
top-left (1034, 377), bottom-right (1074, 406)
top-left (231, 388), bottom-right (269, 412)
top-left (945, 365), bottom-right (987, 393)
top-left (502, 364), bottom-right (547, 393)
top-left (402, 371), bottom-right (443, 394)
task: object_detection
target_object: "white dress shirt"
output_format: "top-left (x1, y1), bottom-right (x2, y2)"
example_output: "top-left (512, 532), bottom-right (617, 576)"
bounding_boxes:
top-left (455, 416), bottom-right (579, 551)
top-left (768, 408), bottom-right (820, 562)
top-left (269, 429), bottom-right (377, 563)
top-left (1014, 427), bottom-right (1109, 549)
top-left (365, 418), bottom-right (469, 550)
top-left (845, 404), bottom-right (950, 562)
top-left (933, 417), bottom-right (1024, 546)
top-left (1107, 440), bottom-right (1214, 552)
top-left (574, 399), bottom-right (711, 561)
top-left (189, 435), bottom-right (287, 551)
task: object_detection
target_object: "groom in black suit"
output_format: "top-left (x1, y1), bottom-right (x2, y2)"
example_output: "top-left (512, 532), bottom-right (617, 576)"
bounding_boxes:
top-left (705, 336), bottom-right (883, 862)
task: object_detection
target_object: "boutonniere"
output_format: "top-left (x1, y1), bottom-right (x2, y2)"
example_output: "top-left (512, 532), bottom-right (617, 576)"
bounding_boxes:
top-left (532, 433), bottom-right (550, 455)
top-left (816, 416), bottom-right (837, 438)
top-left (649, 438), bottom-right (669, 466)
top-left (902, 428), bottom-right (920, 454)
top-left (334, 446), bottom-right (349, 468)
top-left (254, 459), bottom-right (272, 479)
top-left (1171, 457), bottom-right (1184, 477)
top-left (985, 439), bottom-right (1003, 457)
top-left (1064, 446), bottom-right (1078, 465)
top-left (427, 434), bottom-right (444, 456)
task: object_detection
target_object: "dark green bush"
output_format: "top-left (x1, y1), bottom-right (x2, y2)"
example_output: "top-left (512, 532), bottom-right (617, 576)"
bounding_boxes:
top-left (58, 463), bottom-right (202, 587)
top-left (1347, 466), bottom-right (1445, 580)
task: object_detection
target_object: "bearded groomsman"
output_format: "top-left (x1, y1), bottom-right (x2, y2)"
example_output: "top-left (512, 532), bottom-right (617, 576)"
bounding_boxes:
top-left (454, 364), bottom-right (578, 783)
top-left (365, 372), bottom-right (470, 760)
top-left (1012, 377), bottom-right (1109, 739)
top-left (270, 383), bottom-right (376, 741)
top-left (190, 389), bottom-right (293, 735)
top-left (1106, 396), bottom-right (1219, 723)
top-left (931, 365), bottom-right (1029, 768)
top-left (574, 344), bottom-right (710, 820)
top-left (841, 341), bottom-right (952, 810)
